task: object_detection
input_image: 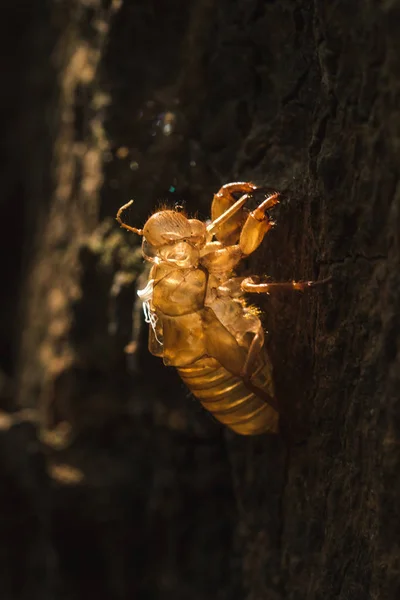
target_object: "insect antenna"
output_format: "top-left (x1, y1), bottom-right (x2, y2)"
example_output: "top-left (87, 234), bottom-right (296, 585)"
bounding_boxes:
top-left (116, 200), bottom-right (144, 235)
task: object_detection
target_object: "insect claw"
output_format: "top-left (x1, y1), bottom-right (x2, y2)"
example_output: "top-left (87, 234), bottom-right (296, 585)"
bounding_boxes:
top-left (251, 192), bottom-right (280, 222)
top-left (306, 275), bottom-right (333, 287)
top-left (253, 186), bottom-right (280, 199)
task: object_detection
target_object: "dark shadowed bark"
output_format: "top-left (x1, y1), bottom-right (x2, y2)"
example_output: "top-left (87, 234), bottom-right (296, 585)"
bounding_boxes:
top-left (0, 1), bottom-right (399, 599)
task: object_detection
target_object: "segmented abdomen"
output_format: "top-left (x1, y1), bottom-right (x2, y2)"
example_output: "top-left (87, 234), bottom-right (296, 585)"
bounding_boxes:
top-left (177, 356), bottom-right (278, 435)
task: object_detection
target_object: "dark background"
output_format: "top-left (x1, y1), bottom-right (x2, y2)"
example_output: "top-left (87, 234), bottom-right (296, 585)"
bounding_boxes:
top-left (0, 1), bottom-right (399, 599)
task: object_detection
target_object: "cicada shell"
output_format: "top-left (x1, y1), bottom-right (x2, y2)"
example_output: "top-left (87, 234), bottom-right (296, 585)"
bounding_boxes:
top-left (117, 183), bottom-right (329, 435)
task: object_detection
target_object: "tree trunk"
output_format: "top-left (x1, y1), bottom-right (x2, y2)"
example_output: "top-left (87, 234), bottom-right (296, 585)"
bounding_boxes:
top-left (1, 1), bottom-right (399, 599)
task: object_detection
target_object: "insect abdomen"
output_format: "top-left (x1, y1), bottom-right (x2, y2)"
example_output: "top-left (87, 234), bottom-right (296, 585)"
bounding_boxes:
top-left (177, 356), bottom-right (279, 435)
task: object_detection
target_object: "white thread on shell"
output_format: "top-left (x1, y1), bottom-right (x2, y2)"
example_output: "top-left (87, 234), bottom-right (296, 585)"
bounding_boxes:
top-left (137, 279), bottom-right (163, 345)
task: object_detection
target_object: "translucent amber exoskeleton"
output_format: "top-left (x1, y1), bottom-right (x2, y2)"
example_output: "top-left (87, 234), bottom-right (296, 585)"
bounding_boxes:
top-left (117, 183), bottom-right (330, 435)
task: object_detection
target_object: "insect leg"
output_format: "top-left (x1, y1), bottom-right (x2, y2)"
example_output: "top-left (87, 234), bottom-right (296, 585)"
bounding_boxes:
top-left (201, 305), bottom-right (279, 413)
top-left (207, 193), bottom-right (254, 236)
top-left (241, 276), bottom-right (332, 294)
top-left (240, 330), bottom-right (264, 379)
top-left (238, 328), bottom-right (280, 413)
top-left (239, 193), bottom-right (280, 255)
top-left (211, 182), bottom-right (258, 225)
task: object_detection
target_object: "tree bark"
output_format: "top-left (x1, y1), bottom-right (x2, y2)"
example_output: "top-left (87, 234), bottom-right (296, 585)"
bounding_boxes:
top-left (0, 1), bottom-right (399, 599)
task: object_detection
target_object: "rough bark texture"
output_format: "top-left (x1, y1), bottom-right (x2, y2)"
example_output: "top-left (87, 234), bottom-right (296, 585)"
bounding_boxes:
top-left (1, 1), bottom-right (399, 599)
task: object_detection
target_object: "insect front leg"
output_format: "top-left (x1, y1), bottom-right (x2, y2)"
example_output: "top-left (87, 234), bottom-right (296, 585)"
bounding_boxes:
top-left (241, 276), bottom-right (332, 294)
top-left (239, 192), bottom-right (280, 255)
top-left (207, 192), bottom-right (255, 238)
top-left (207, 184), bottom-right (277, 237)
top-left (211, 182), bottom-right (258, 227)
